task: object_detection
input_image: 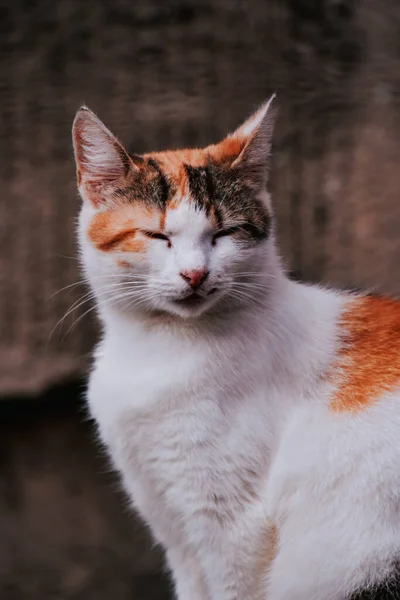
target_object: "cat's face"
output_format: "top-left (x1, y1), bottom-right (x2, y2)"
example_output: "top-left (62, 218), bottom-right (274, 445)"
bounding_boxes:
top-left (73, 99), bottom-right (276, 318)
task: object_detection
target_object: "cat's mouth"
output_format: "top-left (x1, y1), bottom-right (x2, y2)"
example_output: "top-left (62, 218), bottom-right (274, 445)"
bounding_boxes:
top-left (172, 288), bottom-right (218, 310)
top-left (172, 293), bottom-right (207, 309)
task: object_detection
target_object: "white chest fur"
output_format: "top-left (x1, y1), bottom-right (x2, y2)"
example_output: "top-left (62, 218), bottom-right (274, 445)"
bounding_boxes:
top-left (87, 316), bottom-right (278, 546)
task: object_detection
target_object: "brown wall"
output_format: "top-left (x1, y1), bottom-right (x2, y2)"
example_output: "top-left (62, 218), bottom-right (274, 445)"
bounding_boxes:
top-left (0, 383), bottom-right (171, 600)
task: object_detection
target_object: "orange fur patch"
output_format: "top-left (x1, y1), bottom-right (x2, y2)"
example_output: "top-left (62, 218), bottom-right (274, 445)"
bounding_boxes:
top-left (143, 149), bottom-right (206, 211)
top-left (87, 204), bottom-right (160, 253)
top-left (208, 136), bottom-right (246, 165)
top-left (330, 296), bottom-right (400, 412)
top-left (145, 138), bottom-right (245, 175)
top-left (143, 136), bottom-right (246, 211)
top-left (145, 148), bottom-right (208, 172)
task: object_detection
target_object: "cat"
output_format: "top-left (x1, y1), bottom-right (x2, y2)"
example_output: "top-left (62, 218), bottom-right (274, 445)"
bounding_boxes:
top-left (72, 97), bottom-right (400, 600)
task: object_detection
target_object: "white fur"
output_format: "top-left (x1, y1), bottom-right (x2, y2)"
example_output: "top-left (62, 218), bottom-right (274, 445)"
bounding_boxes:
top-left (75, 109), bottom-right (400, 599)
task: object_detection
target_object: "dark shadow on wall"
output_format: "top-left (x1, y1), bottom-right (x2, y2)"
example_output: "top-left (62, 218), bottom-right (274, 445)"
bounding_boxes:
top-left (0, 381), bottom-right (172, 600)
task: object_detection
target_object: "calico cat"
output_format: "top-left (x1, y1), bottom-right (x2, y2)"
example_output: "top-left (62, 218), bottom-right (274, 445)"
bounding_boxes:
top-left (72, 98), bottom-right (400, 600)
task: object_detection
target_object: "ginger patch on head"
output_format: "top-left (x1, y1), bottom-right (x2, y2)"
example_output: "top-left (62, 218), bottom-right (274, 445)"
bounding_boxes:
top-left (330, 296), bottom-right (400, 412)
top-left (87, 204), bottom-right (162, 253)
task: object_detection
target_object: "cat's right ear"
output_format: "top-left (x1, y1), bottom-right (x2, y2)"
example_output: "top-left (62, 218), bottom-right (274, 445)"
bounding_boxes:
top-left (72, 107), bottom-right (137, 206)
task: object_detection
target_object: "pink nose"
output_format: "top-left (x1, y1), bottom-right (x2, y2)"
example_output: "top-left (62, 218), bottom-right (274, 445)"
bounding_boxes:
top-left (180, 269), bottom-right (209, 290)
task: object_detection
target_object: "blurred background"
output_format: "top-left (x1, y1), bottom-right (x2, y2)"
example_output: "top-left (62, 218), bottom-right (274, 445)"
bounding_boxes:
top-left (1, 0), bottom-right (400, 598)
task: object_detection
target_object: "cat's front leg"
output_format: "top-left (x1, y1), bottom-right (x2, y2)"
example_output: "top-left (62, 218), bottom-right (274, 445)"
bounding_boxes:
top-left (167, 546), bottom-right (258, 600)
top-left (166, 546), bottom-right (209, 600)
top-left (196, 542), bottom-right (263, 600)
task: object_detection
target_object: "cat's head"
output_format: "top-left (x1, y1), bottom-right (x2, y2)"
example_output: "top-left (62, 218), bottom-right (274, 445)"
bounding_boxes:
top-left (73, 98), bottom-right (277, 319)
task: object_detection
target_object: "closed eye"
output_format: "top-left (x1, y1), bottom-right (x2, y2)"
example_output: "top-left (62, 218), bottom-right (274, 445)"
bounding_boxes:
top-left (214, 227), bottom-right (239, 238)
top-left (212, 227), bottom-right (240, 245)
top-left (142, 230), bottom-right (172, 248)
top-left (212, 223), bottom-right (264, 245)
top-left (212, 224), bottom-right (261, 245)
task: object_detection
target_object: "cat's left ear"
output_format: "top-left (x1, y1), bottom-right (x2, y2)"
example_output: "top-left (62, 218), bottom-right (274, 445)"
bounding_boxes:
top-left (229, 95), bottom-right (277, 189)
